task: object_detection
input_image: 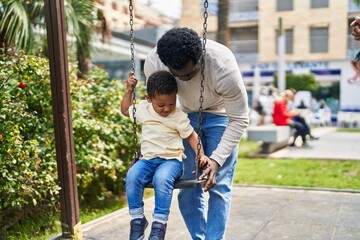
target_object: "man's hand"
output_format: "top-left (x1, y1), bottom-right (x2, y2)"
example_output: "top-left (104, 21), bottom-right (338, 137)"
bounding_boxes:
top-left (199, 159), bottom-right (219, 192)
top-left (351, 16), bottom-right (360, 41)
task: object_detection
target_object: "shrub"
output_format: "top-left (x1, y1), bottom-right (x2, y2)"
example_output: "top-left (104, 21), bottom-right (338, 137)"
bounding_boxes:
top-left (71, 67), bottom-right (144, 202)
top-left (0, 49), bottom-right (60, 232)
top-left (0, 48), bottom-right (143, 232)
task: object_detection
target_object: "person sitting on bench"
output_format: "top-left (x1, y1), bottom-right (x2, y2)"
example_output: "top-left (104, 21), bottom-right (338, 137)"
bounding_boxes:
top-left (272, 89), bottom-right (314, 148)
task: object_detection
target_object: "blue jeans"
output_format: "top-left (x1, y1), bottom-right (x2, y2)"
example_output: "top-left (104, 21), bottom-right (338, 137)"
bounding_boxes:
top-left (290, 115), bottom-right (310, 143)
top-left (126, 158), bottom-right (183, 221)
top-left (178, 113), bottom-right (239, 240)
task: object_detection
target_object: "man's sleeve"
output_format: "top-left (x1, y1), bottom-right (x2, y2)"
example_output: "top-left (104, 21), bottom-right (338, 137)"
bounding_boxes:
top-left (144, 48), bottom-right (158, 78)
top-left (210, 55), bottom-right (249, 166)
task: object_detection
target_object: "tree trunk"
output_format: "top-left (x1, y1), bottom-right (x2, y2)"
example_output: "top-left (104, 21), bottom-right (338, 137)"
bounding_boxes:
top-left (76, 42), bottom-right (91, 78)
top-left (0, 30), bottom-right (7, 49)
top-left (217, 0), bottom-right (230, 47)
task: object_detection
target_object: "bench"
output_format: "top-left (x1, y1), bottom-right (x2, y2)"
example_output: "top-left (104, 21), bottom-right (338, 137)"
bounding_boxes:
top-left (246, 125), bottom-right (292, 154)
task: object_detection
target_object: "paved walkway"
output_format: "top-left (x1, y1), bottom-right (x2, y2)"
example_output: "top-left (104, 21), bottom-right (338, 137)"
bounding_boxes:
top-left (82, 187), bottom-right (360, 240)
top-left (270, 127), bottom-right (360, 160)
top-left (79, 127), bottom-right (360, 240)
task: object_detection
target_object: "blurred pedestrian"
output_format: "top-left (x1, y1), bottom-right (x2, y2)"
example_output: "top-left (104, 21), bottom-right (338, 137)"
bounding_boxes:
top-left (273, 89), bottom-right (315, 148)
top-left (350, 16), bottom-right (360, 61)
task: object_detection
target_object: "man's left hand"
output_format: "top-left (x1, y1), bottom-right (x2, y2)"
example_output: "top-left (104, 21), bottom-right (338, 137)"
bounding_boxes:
top-left (200, 159), bottom-right (219, 192)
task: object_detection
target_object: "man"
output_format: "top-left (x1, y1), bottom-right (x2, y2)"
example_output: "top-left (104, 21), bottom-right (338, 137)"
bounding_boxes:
top-left (144, 27), bottom-right (249, 240)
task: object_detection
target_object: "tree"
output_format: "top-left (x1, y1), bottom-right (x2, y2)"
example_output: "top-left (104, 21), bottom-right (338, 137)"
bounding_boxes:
top-left (0, 0), bottom-right (109, 76)
top-left (274, 73), bottom-right (319, 94)
top-left (70, 0), bottom-right (99, 76)
top-left (0, 0), bottom-right (41, 52)
top-left (217, 0), bottom-right (230, 46)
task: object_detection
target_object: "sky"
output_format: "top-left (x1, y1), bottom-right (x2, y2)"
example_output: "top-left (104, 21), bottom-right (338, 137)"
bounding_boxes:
top-left (138, 0), bottom-right (182, 19)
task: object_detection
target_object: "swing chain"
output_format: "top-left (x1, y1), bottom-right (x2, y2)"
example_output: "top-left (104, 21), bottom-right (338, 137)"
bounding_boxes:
top-left (196, 0), bottom-right (208, 178)
top-left (129, 0), bottom-right (138, 162)
top-left (129, 1), bottom-right (135, 74)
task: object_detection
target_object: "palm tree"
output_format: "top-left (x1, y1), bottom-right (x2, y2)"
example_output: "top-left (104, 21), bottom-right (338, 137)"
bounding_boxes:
top-left (355, 0), bottom-right (360, 6)
top-left (0, 0), bottom-right (42, 52)
top-left (217, 0), bottom-right (230, 47)
top-left (0, 0), bottom-right (108, 76)
top-left (69, 0), bottom-right (100, 76)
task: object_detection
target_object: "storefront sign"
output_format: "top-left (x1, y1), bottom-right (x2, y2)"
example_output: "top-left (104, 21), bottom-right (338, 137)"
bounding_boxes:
top-left (250, 61), bottom-right (330, 71)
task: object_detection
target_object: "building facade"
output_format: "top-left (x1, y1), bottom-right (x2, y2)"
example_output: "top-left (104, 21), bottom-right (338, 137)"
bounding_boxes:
top-left (180, 0), bottom-right (360, 114)
top-left (243, 0), bottom-right (360, 113)
top-left (92, 0), bottom-right (176, 81)
top-left (93, 0), bottom-right (360, 115)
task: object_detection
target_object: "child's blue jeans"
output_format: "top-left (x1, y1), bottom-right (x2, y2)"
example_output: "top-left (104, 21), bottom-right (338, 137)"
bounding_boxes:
top-left (126, 157), bottom-right (183, 221)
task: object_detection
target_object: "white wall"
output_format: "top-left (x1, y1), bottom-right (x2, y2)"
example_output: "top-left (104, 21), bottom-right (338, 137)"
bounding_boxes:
top-left (339, 61), bottom-right (360, 111)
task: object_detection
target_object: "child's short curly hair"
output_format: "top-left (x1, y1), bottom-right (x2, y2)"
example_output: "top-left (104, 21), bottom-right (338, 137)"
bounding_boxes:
top-left (147, 70), bottom-right (178, 99)
top-left (156, 27), bottom-right (202, 69)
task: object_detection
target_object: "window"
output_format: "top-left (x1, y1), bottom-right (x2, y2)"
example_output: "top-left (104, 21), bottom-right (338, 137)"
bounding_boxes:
top-left (310, 27), bottom-right (329, 53)
top-left (311, 0), bottom-right (329, 9)
top-left (231, 0), bottom-right (258, 12)
top-left (231, 27), bottom-right (258, 53)
top-left (276, 0), bottom-right (293, 12)
top-left (276, 29), bottom-right (294, 54)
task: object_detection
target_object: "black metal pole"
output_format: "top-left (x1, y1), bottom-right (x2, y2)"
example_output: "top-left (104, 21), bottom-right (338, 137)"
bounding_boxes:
top-left (44, 0), bottom-right (82, 238)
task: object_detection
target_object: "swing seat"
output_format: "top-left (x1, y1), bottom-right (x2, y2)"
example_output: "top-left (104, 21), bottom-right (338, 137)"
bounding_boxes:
top-left (123, 178), bottom-right (207, 189)
top-left (145, 178), bottom-right (207, 189)
top-left (125, 155), bottom-right (207, 189)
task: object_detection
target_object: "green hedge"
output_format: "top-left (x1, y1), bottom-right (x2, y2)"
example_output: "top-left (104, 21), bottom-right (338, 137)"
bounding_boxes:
top-left (0, 49), bottom-right (141, 231)
top-left (274, 72), bottom-right (318, 93)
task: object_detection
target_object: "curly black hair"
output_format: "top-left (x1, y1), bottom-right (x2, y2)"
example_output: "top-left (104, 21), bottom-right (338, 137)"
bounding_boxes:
top-left (147, 70), bottom-right (178, 99)
top-left (156, 27), bottom-right (202, 69)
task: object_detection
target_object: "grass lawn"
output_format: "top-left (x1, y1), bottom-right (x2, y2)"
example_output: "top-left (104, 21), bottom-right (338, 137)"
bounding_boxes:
top-left (234, 139), bottom-right (360, 190)
top-left (234, 158), bottom-right (360, 190)
top-left (337, 128), bottom-right (360, 133)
